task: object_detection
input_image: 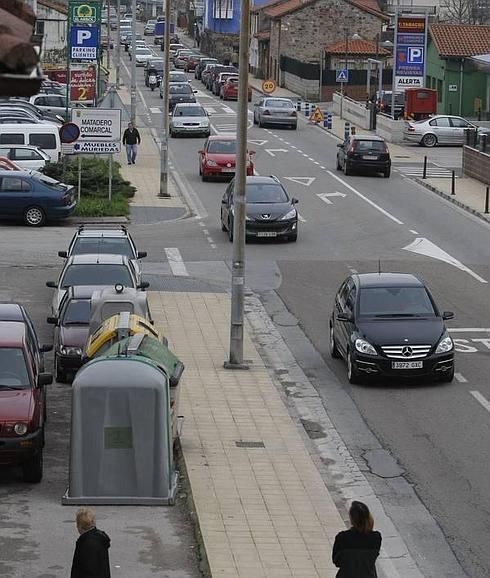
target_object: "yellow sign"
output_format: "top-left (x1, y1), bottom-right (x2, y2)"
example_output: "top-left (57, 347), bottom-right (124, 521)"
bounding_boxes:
top-left (262, 79), bottom-right (277, 94)
top-left (309, 106), bottom-right (324, 123)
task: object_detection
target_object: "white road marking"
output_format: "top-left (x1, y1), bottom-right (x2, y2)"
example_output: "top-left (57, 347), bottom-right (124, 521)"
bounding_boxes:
top-left (165, 248), bottom-right (188, 276)
top-left (454, 372), bottom-right (468, 383)
top-left (327, 170), bottom-right (404, 225)
top-left (203, 229), bottom-right (209, 234)
top-left (222, 106), bottom-right (235, 113)
top-left (448, 328), bottom-right (490, 333)
top-left (349, 267), bottom-right (358, 274)
top-left (320, 166), bottom-right (326, 170)
top-left (291, 145), bottom-right (297, 149)
top-left (469, 390), bottom-right (490, 413)
top-left (203, 106), bottom-right (217, 114)
top-left (265, 148), bottom-right (288, 157)
top-left (199, 221), bottom-right (205, 227)
top-left (302, 153), bottom-right (309, 157)
top-left (317, 192), bottom-right (346, 204)
top-left (206, 236), bottom-right (214, 243)
top-left (313, 161), bottom-right (320, 165)
top-left (297, 149), bottom-right (303, 153)
top-left (298, 213), bottom-right (306, 222)
top-left (410, 229), bottom-right (419, 235)
top-left (248, 139), bottom-right (268, 146)
top-left (149, 107), bottom-right (161, 114)
top-left (210, 243), bottom-right (217, 249)
top-left (403, 238), bottom-right (487, 284)
top-left (284, 177), bottom-right (316, 186)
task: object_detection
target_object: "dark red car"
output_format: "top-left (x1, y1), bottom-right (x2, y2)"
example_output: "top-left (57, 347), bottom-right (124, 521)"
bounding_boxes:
top-left (199, 135), bottom-right (255, 181)
top-left (0, 303), bottom-right (52, 482)
top-left (221, 77), bottom-right (252, 101)
top-left (184, 54), bottom-right (201, 72)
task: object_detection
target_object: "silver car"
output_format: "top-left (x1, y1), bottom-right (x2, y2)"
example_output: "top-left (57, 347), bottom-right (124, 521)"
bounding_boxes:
top-left (403, 115), bottom-right (490, 147)
top-left (253, 97), bottom-right (297, 129)
top-left (169, 103), bottom-right (210, 138)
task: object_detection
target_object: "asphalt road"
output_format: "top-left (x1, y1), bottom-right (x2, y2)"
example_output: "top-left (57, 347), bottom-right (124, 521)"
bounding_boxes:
top-left (122, 43), bottom-right (490, 577)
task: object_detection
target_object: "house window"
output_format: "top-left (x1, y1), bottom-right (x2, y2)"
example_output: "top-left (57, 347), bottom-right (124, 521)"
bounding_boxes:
top-left (213, 0), bottom-right (233, 19)
top-left (437, 79), bottom-right (442, 102)
top-left (35, 20), bottom-right (45, 35)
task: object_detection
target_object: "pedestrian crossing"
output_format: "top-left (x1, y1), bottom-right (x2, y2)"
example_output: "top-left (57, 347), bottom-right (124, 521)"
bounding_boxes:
top-left (395, 164), bottom-right (458, 178)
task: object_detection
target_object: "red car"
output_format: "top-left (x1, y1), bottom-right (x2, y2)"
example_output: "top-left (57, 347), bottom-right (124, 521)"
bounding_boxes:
top-left (0, 303), bottom-right (52, 482)
top-left (220, 77), bottom-right (252, 101)
top-left (199, 135), bottom-right (255, 181)
top-left (184, 54), bottom-right (201, 72)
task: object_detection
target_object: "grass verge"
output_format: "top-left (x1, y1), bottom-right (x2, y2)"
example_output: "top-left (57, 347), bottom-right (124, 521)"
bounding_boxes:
top-left (74, 193), bottom-right (130, 217)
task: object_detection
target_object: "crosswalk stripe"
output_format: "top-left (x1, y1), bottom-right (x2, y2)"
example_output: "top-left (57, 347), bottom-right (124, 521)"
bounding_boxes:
top-left (165, 248), bottom-right (189, 277)
top-left (149, 107), bottom-right (161, 114)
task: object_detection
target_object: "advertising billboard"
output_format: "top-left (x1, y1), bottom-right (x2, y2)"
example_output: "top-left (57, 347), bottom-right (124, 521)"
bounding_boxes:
top-left (394, 15), bottom-right (428, 92)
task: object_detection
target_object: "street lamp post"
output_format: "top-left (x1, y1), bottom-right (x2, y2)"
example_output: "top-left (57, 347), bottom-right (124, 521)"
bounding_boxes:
top-left (130, 0), bottom-right (137, 121)
top-left (115, 0), bottom-right (121, 88)
top-left (159, 0), bottom-right (171, 197)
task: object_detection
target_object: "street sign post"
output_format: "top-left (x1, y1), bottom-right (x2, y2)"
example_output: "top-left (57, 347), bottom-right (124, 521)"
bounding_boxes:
top-left (336, 69), bottom-right (349, 83)
top-left (262, 79), bottom-right (277, 94)
top-left (393, 13), bottom-right (428, 97)
top-left (70, 108), bottom-right (121, 153)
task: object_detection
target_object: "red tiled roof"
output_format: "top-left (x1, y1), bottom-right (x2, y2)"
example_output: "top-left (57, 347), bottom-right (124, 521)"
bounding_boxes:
top-left (251, 0), bottom-right (285, 14)
top-left (430, 24), bottom-right (490, 58)
top-left (37, 0), bottom-right (68, 14)
top-left (348, 0), bottom-right (388, 19)
top-left (254, 30), bottom-right (271, 40)
top-left (264, 0), bottom-right (387, 19)
top-left (325, 38), bottom-right (389, 55)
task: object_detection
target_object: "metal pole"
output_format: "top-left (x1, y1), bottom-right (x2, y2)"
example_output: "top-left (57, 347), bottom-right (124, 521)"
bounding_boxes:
top-left (367, 60), bottom-right (371, 101)
top-left (130, 0), bottom-right (137, 122)
top-left (115, 0), bottom-right (121, 88)
top-left (485, 187), bottom-right (489, 214)
top-left (225, 0), bottom-right (250, 370)
top-left (109, 85), bottom-right (114, 201)
top-left (77, 155), bottom-right (82, 203)
top-left (159, 0), bottom-right (171, 197)
top-left (422, 155), bottom-right (427, 179)
top-left (451, 170), bottom-right (455, 195)
top-left (107, 0), bottom-right (111, 70)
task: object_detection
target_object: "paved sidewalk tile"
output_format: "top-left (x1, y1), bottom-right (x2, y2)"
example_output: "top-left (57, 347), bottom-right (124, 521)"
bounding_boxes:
top-left (148, 291), bottom-right (345, 578)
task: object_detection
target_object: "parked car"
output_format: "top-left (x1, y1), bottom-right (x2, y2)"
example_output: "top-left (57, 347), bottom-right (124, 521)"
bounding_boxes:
top-left (374, 91), bottom-right (405, 119)
top-left (128, 40), bottom-right (148, 57)
top-left (253, 97), bottom-right (297, 129)
top-left (205, 65), bottom-right (238, 91)
top-left (47, 286), bottom-right (95, 382)
top-left (168, 70), bottom-right (189, 83)
top-left (0, 145), bottom-right (50, 171)
top-left (184, 54), bottom-right (201, 72)
top-left (46, 254), bottom-right (149, 316)
top-left (29, 94), bottom-right (73, 119)
top-left (336, 135), bottom-right (391, 177)
top-left (195, 57), bottom-right (218, 80)
top-left (170, 103), bottom-right (210, 138)
top-left (220, 77), bottom-right (252, 101)
top-left (220, 175), bottom-right (298, 242)
top-left (58, 225), bottom-right (147, 284)
top-left (0, 114), bottom-right (44, 125)
top-left (199, 135), bottom-right (255, 180)
top-left (329, 272), bottom-right (455, 384)
top-left (173, 49), bottom-right (195, 69)
top-left (0, 303), bottom-right (52, 482)
top-left (144, 19), bottom-right (157, 35)
top-left (0, 123), bottom-right (62, 162)
top-left (167, 43), bottom-right (184, 57)
top-left (212, 72), bottom-right (239, 96)
top-left (403, 115), bottom-right (490, 147)
top-left (0, 171), bottom-right (76, 226)
top-left (0, 108), bottom-right (57, 125)
top-left (166, 82), bottom-right (197, 110)
top-left (0, 99), bottom-right (63, 124)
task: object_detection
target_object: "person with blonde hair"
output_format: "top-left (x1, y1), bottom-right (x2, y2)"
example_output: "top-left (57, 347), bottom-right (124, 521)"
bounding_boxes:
top-left (332, 501), bottom-right (382, 577)
top-left (71, 507), bottom-right (111, 578)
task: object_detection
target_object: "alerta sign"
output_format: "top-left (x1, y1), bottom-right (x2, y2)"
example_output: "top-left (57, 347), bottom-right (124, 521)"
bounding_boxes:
top-left (394, 13), bottom-right (428, 93)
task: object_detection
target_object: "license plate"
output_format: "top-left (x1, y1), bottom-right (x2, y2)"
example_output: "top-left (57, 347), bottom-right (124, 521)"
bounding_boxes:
top-left (363, 155), bottom-right (378, 160)
top-left (257, 231), bottom-right (277, 237)
top-left (221, 168), bottom-right (235, 173)
top-left (392, 361), bottom-right (423, 369)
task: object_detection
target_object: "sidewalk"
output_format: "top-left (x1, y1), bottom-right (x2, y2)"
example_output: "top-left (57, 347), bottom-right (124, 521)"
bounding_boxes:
top-left (149, 290), bottom-right (345, 578)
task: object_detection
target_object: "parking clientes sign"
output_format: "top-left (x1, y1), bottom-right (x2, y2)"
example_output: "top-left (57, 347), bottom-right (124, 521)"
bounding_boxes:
top-left (70, 26), bottom-right (99, 60)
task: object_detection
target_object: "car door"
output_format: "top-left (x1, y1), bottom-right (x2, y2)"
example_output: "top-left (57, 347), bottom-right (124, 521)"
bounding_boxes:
top-left (11, 147), bottom-right (45, 170)
top-left (449, 117), bottom-right (472, 144)
top-left (0, 176), bottom-right (33, 217)
top-left (221, 182), bottom-right (233, 227)
top-left (338, 137), bottom-right (349, 167)
top-left (428, 117), bottom-right (452, 143)
top-left (333, 279), bottom-right (351, 356)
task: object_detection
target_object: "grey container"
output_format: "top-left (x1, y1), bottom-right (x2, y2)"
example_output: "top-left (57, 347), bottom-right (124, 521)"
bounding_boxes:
top-left (62, 356), bottom-right (177, 505)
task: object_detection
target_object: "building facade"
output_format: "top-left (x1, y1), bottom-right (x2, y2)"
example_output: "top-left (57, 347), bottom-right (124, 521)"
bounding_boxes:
top-left (35, 0), bottom-right (68, 68)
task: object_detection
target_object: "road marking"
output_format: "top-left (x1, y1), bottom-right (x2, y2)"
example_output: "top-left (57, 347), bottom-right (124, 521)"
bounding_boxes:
top-left (320, 165), bottom-right (326, 170)
top-left (317, 191), bottom-right (346, 204)
top-left (327, 170), bottom-right (404, 225)
top-left (297, 149), bottom-right (303, 153)
top-left (298, 213), bottom-right (306, 222)
top-left (203, 106), bottom-right (217, 114)
top-left (291, 145), bottom-right (297, 149)
top-left (403, 238), bottom-right (487, 284)
top-left (284, 177), bottom-right (316, 186)
top-left (248, 139), bottom-right (268, 146)
top-left (149, 107), bottom-right (161, 114)
top-left (265, 148), bottom-right (288, 157)
top-left (313, 161), bottom-right (320, 165)
top-left (470, 390), bottom-right (490, 413)
top-left (302, 153), bottom-right (309, 157)
top-left (410, 229), bottom-right (419, 235)
top-left (454, 372), bottom-right (467, 383)
top-left (222, 106), bottom-right (235, 113)
top-left (165, 248), bottom-right (188, 276)
top-left (448, 328), bottom-right (490, 333)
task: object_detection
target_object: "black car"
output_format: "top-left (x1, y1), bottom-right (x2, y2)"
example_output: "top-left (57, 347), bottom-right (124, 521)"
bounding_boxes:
top-left (336, 135), bottom-right (391, 178)
top-left (167, 82), bottom-right (197, 110)
top-left (221, 175), bottom-right (299, 242)
top-left (329, 273), bottom-right (455, 384)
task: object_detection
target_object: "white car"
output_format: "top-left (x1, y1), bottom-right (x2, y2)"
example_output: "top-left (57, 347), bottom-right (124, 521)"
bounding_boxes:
top-left (0, 144), bottom-right (50, 171)
top-left (169, 103), bottom-right (210, 138)
top-left (134, 47), bottom-right (155, 66)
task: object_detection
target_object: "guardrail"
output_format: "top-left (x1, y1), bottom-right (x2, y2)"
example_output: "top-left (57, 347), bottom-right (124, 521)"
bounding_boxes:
top-left (332, 93), bottom-right (370, 130)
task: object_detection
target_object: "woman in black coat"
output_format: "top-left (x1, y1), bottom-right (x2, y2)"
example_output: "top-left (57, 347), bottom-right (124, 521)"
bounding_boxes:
top-left (332, 501), bottom-right (382, 578)
top-left (71, 507), bottom-right (111, 578)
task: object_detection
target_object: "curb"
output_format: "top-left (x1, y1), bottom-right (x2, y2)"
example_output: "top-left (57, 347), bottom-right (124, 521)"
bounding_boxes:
top-left (70, 216), bottom-right (130, 224)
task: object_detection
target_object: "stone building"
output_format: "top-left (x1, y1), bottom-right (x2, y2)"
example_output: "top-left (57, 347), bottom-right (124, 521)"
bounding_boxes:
top-left (35, 0), bottom-right (68, 68)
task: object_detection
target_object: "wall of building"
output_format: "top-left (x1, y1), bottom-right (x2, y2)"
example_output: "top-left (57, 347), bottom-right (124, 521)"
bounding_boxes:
top-left (463, 145), bottom-right (490, 184)
top-left (204, 0), bottom-right (239, 34)
top-left (200, 29), bottom-right (239, 64)
top-left (36, 3), bottom-right (67, 53)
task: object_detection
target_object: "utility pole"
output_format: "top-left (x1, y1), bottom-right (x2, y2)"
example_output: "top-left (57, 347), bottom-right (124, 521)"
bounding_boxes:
top-left (106, 0), bottom-right (111, 70)
top-left (159, 0), bottom-right (171, 197)
top-left (115, 0), bottom-right (121, 87)
top-left (225, 0), bottom-right (250, 370)
top-left (130, 0), bottom-right (137, 121)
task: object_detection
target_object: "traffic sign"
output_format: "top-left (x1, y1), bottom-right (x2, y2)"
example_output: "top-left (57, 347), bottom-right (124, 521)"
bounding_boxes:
top-left (70, 1), bottom-right (101, 24)
top-left (309, 106), bottom-right (324, 123)
top-left (59, 122), bottom-right (81, 144)
top-left (262, 79), bottom-right (277, 94)
top-left (336, 69), bottom-right (349, 83)
top-left (71, 108), bottom-right (121, 154)
top-left (70, 26), bottom-right (99, 60)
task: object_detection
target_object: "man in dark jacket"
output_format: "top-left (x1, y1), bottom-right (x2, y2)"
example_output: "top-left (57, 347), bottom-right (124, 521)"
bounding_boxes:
top-left (122, 121), bottom-right (141, 165)
top-left (71, 507), bottom-right (111, 578)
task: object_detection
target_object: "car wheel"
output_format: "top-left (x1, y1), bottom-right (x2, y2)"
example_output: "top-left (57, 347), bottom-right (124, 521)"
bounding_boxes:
top-left (336, 156), bottom-right (342, 171)
top-left (55, 356), bottom-right (68, 383)
top-left (253, 113), bottom-right (257, 125)
top-left (22, 449), bottom-right (43, 483)
top-left (228, 217), bottom-right (234, 242)
top-left (347, 351), bottom-right (361, 384)
top-left (343, 161), bottom-right (351, 176)
top-left (221, 213), bottom-right (226, 231)
top-left (24, 206), bottom-right (46, 227)
top-left (440, 366), bottom-right (455, 383)
top-left (383, 168), bottom-right (391, 178)
top-left (329, 324), bottom-right (341, 358)
top-left (421, 133), bottom-right (437, 147)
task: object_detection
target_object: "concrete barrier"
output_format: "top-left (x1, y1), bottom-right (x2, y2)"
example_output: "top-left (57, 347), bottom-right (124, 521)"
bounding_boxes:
top-left (332, 93), bottom-right (370, 130)
top-left (375, 113), bottom-right (406, 143)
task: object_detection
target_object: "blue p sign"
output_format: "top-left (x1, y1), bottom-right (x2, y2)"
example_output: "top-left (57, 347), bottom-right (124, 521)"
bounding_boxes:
top-left (408, 47), bottom-right (423, 64)
top-left (70, 26), bottom-right (99, 60)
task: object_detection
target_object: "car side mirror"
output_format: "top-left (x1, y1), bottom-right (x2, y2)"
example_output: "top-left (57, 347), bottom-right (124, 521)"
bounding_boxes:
top-left (221, 197), bottom-right (227, 204)
top-left (137, 281), bottom-right (150, 290)
top-left (47, 316), bottom-right (58, 325)
top-left (46, 281), bottom-right (57, 288)
top-left (442, 311), bottom-right (454, 320)
top-left (40, 344), bottom-right (53, 352)
top-left (38, 372), bottom-right (53, 386)
top-left (337, 312), bottom-right (353, 322)
top-left (291, 197), bottom-right (299, 204)
top-left (193, 90), bottom-right (198, 93)
top-left (337, 143), bottom-right (343, 148)
top-left (137, 251), bottom-right (147, 259)
top-left (58, 250), bottom-right (67, 258)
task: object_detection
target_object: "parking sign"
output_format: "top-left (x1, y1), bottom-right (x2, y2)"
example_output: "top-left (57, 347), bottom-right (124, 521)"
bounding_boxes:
top-left (70, 26), bottom-right (99, 60)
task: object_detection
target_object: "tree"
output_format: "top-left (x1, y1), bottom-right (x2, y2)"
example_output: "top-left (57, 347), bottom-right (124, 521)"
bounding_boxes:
top-left (440, 0), bottom-right (490, 24)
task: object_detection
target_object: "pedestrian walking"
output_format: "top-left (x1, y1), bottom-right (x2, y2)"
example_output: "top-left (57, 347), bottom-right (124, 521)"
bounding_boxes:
top-left (71, 507), bottom-right (111, 578)
top-left (332, 501), bottom-right (382, 578)
top-left (122, 122), bottom-right (141, 165)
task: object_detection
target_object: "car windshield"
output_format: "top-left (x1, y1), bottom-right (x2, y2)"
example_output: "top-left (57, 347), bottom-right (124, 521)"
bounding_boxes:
top-left (136, 48), bottom-right (152, 55)
top-left (71, 237), bottom-right (134, 257)
top-left (174, 106), bottom-right (205, 117)
top-left (169, 74), bottom-right (187, 82)
top-left (0, 347), bottom-right (30, 388)
top-left (169, 84), bottom-right (192, 94)
top-left (62, 299), bottom-right (91, 325)
top-left (359, 287), bottom-right (436, 317)
top-left (265, 100), bottom-right (293, 108)
top-left (354, 140), bottom-right (385, 152)
top-left (208, 140), bottom-right (236, 154)
top-left (61, 264), bottom-right (134, 288)
top-left (246, 183), bottom-right (289, 204)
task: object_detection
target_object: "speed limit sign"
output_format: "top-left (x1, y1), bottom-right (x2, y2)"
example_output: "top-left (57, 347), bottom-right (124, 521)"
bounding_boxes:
top-left (262, 79), bottom-right (277, 94)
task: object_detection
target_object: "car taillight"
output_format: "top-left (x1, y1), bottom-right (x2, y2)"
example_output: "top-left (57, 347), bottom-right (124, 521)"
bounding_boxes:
top-left (62, 193), bottom-right (72, 205)
top-left (407, 123), bottom-right (415, 132)
top-left (263, 109), bottom-right (271, 115)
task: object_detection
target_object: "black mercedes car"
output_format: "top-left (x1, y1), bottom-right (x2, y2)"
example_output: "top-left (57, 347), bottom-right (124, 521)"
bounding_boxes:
top-left (220, 175), bottom-right (298, 242)
top-left (166, 82), bottom-right (197, 111)
top-left (329, 273), bottom-right (455, 384)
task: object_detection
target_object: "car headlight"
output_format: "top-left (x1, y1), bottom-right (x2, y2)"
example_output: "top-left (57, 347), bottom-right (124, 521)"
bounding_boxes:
top-left (206, 159), bottom-right (218, 166)
top-left (201, 120), bottom-right (209, 127)
top-left (60, 346), bottom-right (83, 356)
top-left (280, 208), bottom-right (297, 221)
top-left (14, 422), bottom-right (28, 436)
top-left (355, 338), bottom-right (377, 355)
top-left (435, 335), bottom-right (453, 354)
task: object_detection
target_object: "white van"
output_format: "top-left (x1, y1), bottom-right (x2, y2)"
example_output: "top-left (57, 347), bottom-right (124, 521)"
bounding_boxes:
top-left (0, 123), bottom-right (61, 162)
